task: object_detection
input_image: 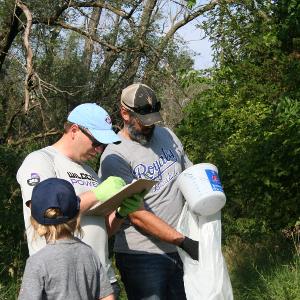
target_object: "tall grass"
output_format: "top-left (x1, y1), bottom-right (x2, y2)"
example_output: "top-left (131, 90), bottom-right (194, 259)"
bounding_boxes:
top-left (0, 240), bottom-right (26, 300)
top-left (250, 256), bottom-right (299, 300)
top-left (248, 225), bottom-right (300, 300)
top-left (0, 280), bottom-right (20, 300)
top-left (224, 226), bottom-right (300, 300)
top-left (2, 232), bottom-right (299, 300)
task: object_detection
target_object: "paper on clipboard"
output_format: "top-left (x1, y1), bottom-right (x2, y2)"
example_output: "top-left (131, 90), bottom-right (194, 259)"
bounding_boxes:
top-left (85, 179), bottom-right (157, 216)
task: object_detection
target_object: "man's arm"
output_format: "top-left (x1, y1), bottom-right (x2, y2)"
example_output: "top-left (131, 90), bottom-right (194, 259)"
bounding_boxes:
top-left (105, 212), bottom-right (126, 237)
top-left (128, 208), bottom-right (184, 245)
top-left (105, 207), bottom-right (184, 244)
top-left (79, 176), bottom-right (126, 213)
top-left (100, 150), bottom-right (198, 259)
top-left (79, 175), bottom-right (142, 236)
top-left (78, 190), bottom-right (99, 212)
top-left (105, 192), bottom-right (145, 237)
top-left (128, 209), bottom-right (198, 260)
top-left (100, 294), bottom-right (115, 300)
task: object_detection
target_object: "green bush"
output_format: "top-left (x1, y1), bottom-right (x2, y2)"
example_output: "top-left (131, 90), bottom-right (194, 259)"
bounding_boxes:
top-left (0, 145), bottom-right (27, 286)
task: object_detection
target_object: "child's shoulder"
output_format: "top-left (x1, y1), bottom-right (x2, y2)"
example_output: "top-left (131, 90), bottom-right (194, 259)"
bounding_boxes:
top-left (30, 238), bottom-right (96, 261)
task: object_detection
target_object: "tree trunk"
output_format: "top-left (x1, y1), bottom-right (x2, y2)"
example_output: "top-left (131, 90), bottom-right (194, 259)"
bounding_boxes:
top-left (82, 7), bottom-right (102, 70)
top-left (0, 6), bottom-right (23, 72)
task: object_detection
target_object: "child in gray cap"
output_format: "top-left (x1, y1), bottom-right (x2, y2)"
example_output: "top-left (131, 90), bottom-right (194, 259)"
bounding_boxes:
top-left (18, 178), bottom-right (114, 300)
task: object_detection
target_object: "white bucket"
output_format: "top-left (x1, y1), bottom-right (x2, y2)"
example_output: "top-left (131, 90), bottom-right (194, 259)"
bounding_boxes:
top-left (178, 163), bottom-right (226, 216)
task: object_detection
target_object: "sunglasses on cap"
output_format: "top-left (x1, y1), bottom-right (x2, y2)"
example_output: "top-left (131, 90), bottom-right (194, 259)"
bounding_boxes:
top-left (125, 102), bottom-right (161, 115)
top-left (78, 126), bottom-right (107, 148)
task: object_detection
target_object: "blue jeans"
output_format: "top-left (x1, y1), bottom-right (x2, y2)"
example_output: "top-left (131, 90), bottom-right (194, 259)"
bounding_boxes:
top-left (115, 252), bottom-right (186, 300)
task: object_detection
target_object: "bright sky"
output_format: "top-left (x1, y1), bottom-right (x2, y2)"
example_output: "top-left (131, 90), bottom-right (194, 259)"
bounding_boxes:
top-left (177, 18), bottom-right (213, 70)
top-left (84, 1), bottom-right (214, 70)
top-left (164, 0), bottom-right (213, 70)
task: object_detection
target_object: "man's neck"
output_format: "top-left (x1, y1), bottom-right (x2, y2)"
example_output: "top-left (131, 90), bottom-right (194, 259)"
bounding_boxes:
top-left (119, 127), bottom-right (132, 140)
top-left (52, 135), bottom-right (76, 161)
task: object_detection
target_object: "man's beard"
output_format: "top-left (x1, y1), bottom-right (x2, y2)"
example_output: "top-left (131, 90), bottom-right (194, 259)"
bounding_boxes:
top-left (127, 123), bottom-right (155, 146)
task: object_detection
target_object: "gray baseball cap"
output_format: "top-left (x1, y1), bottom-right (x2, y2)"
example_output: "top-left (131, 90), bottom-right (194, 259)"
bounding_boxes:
top-left (121, 83), bottom-right (163, 126)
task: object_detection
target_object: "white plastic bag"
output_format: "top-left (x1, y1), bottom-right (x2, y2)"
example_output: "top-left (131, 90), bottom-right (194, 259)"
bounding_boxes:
top-left (177, 203), bottom-right (233, 300)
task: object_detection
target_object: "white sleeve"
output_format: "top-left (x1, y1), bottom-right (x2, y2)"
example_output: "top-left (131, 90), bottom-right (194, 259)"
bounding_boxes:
top-left (16, 150), bottom-right (56, 205)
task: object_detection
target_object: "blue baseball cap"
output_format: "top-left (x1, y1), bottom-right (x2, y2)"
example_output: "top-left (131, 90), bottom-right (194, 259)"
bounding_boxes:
top-left (31, 178), bottom-right (80, 225)
top-left (67, 103), bottom-right (121, 144)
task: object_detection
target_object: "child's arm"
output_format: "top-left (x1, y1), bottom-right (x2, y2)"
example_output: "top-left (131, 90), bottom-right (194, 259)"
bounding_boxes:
top-left (94, 249), bottom-right (115, 300)
top-left (100, 293), bottom-right (115, 300)
top-left (18, 258), bottom-right (44, 300)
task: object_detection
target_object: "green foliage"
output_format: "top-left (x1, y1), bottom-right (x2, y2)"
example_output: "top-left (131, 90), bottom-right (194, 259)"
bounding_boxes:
top-left (0, 0), bottom-right (16, 28)
top-left (224, 235), bottom-right (299, 300)
top-left (0, 276), bottom-right (21, 300)
top-left (275, 0), bottom-right (300, 53)
top-left (1, 1), bottom-right (300, 298)
top-left (186, 0), bottom-right (197, 9)
top-left (0, 139), bottom-right (54, 291)
top-left (250, 257), bottom-right (300, 300)
top-left (0, 145), bottom-right (27, 285)
top-left (177, 1), bottom-right (300, 243)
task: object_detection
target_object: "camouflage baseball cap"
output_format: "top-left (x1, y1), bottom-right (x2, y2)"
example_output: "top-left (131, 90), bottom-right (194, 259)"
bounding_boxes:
top-left (121, 83), bottom-right (163, 126)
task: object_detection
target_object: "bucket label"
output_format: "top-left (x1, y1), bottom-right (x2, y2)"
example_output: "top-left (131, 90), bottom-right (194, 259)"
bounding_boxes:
top-left (205, 169), bottom-right (224, 192)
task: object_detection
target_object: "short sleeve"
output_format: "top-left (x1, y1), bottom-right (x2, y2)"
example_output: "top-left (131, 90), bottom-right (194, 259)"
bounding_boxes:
top-left (181, 150), bottom-right (193, 170)
top-left (165, 128), bottom-right (193, 170)
top-left (99, 149), bottom-right (135, 184)
top-left (93, 251), bottom-right (114, 298)
top-left (17, 150), bottom-right (56, 206)
top-left (18, 257), bottom-right (45, 300)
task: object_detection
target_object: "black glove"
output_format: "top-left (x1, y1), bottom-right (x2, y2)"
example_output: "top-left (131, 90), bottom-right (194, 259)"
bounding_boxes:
top-left (179, 236), bottom-right (199, 260)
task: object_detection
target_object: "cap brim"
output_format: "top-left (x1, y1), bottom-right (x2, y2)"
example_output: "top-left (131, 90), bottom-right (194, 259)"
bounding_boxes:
top-left (135, 112), bottom-right (163, 126)
top-left (89, 129), bottom-right (121, 144)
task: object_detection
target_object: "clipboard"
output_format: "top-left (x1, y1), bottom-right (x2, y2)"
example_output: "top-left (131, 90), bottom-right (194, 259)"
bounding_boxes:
top-left (85, 179), bottom-right (157, 216)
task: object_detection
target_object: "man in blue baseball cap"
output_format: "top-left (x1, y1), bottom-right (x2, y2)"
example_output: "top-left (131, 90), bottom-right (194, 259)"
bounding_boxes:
top-left (17, 103), bottom-right (143, 298)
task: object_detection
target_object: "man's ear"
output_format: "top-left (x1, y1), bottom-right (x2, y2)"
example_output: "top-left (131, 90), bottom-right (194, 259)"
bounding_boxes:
top-left (69, 123), bottom-right (80, 139)
top-left (120, 106), bottom-right (131, 123)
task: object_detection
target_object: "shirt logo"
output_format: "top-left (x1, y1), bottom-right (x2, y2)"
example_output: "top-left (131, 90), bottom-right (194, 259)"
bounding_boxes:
top-left (133, 148), bottom-right (177, 181)
top-left (27, 173), bottom-right (40, 186)
top-left (67, 172), bottom-right (99, 187)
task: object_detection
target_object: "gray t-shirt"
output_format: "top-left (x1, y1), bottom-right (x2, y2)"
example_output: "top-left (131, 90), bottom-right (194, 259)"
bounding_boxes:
top-left (16, 146), bottom-right (115, 282)
top-left (99, 126), bottom-right (192, 254)
top-left (18, 238), bottom-right (113, 300)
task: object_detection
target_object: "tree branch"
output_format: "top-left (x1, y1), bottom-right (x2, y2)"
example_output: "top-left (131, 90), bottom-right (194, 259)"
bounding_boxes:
top-left (16, 0), bottom-right (34, 112)
top-left (0, 5), bottom-right (23, 71)
top-left (8, 129), bottom-right (61, 146)
top-left (53, 20), bottom-right (124, 52)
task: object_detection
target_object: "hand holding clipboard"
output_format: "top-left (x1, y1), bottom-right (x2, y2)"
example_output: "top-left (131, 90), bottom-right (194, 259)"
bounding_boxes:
top-left (85, 179), bottom-right (157, 216)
